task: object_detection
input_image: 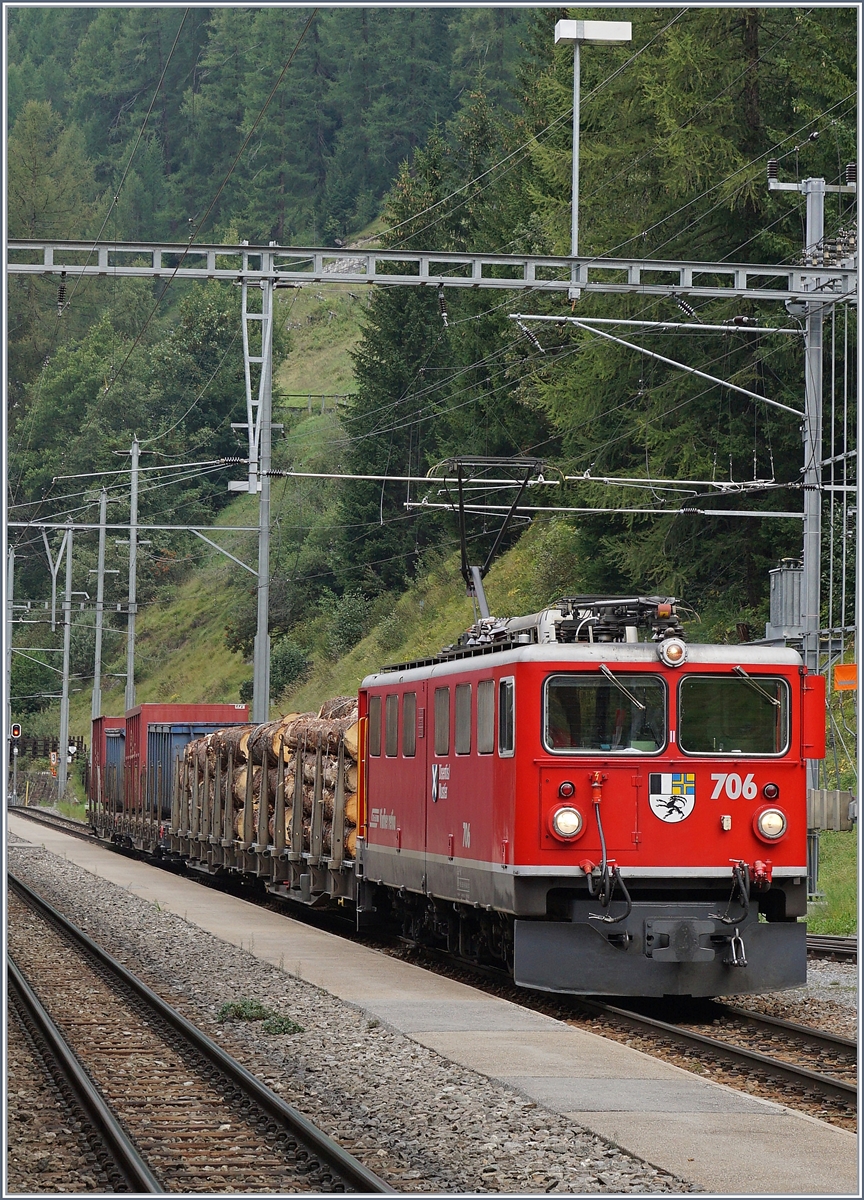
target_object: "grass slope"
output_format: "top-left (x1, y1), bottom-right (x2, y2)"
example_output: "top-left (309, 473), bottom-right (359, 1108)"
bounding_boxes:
top-left (807, 831), bottom-right (857, 934)
top-left (282, 516), bottom-right (584, 714)
top-left (276, 284), bottom-right (366, 402)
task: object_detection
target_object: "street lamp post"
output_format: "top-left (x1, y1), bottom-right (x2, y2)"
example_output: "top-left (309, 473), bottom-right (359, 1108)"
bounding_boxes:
top-left (554, 19), bottom-right (632, 296)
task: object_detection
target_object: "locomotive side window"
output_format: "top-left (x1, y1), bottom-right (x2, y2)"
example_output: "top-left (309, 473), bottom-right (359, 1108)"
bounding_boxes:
top-left (369, 694), bottom-right (382, 757)
top-left (455, 684), bottom-right (472, 754)
top-left (385, 694), bottom-right (399, 757)
top-left (679, 676), bottom-right (789, 755)
top-left (477, 680), bottom-right (495, 754)
top-left (543, 674), bottom-right (665, 754)
top-left (402, 692), bottom-right (416, 757)
top-left (434, 687), bottom-right (450, 756)
top-left (498, 677), bottom-right (515, 757)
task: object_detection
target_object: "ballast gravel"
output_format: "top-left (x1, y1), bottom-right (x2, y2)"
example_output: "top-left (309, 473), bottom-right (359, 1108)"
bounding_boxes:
top-left (6, 1007), bottom-right (115, 1195)
top-left (7, 843), bottom-right (695, 1194)
top-left (739, 960), bottom-right (858, 1041)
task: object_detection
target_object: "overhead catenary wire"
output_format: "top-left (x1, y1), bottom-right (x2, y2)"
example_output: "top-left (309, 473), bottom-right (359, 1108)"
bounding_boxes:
top-left (257, 469), bottom-right (559, 486)
top-left (406, 501), bottom-right (804, 520)
top-left (340, 310), bottom-right (803, 455)
top-left (510, 314), bottom-right (803, 415)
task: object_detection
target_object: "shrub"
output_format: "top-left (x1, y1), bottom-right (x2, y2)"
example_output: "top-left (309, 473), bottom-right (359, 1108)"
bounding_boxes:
top-left (270, 640), bottom-right (311, 696)
top-left (320, 589), bottom-right (369, 659)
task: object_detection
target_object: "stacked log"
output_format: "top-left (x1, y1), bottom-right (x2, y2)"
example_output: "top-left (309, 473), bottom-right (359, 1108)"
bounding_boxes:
top-left (180, 699), bottom-right (360, 859)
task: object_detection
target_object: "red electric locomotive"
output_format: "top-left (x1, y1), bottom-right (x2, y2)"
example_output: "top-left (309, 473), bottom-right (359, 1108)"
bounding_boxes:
top-left (358, 596), bottom-right (824, 997)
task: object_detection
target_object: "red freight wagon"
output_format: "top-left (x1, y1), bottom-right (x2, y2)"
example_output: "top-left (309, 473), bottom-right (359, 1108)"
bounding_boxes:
top-left (359, 597), bottom-right (824, 997)
top-left (88, 715), bottom-right (125, 806)
top-left (124, 703), bottom-right (249, 819)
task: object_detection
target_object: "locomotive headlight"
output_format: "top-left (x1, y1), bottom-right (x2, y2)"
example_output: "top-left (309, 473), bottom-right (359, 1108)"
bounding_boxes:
top-left (551, 806), bottom-right (584, 839)
top-left (754, 807), bottom-right (787, 841)
top-left (658, 637), bottom-right (688, 667)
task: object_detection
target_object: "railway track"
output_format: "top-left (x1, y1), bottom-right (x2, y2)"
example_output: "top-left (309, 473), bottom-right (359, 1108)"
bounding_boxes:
top-left (8, 962), bottom-right (162, 1192)
top-left (383, 940), bottom-right (857, 1130)
top-left (9, 805), bottom-right (98, 842)
top-left (807, 934), bottom-right (858, 961)
top-left (574, 997), bottom-right (857, 1111)
top-left (7, 874), bottom-right (392, 1195)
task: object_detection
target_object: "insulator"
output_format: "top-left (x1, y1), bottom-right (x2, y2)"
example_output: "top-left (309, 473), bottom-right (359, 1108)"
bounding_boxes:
top-left (57, 271), bottom-right (67, 315)
top-left (766, 159), bottom-right (779, 181)
top-left (675, 295), bottom-right (697, 319)
top-left (846, 162), bottom-right (857, 186)
top-left (438, 287), bottom-right (449, 328)
top-left (515, 319), bottom-right (544, 354)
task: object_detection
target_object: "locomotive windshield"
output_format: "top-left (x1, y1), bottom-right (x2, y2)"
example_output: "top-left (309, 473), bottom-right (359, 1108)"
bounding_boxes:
top-left (678, 675), bottom-right (789, 754)
top-left (544, 674), bottom-right (666, 753)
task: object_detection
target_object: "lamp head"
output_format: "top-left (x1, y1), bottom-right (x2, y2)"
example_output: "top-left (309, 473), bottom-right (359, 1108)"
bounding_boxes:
top-left (555, 20), bottom-right (632, 44)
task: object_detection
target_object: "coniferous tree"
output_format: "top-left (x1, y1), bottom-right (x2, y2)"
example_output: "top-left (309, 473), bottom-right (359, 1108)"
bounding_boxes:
top-left (7, 100), bottom-right (101, 413)
top-left (510, 5), bottom-right (855, 610)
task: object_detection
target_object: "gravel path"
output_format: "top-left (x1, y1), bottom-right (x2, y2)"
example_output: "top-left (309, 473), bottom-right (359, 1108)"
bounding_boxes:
top-left (7, 845), bottom-right (694, 1194)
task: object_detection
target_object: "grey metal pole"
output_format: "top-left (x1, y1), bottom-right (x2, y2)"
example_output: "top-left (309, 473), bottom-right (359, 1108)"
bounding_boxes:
top-left (91, 487), bottom-right (107, 721)
top-left (802, 178), bottom-right (825, 791)
top-left (857, 269), bottom-right (863, 806)
top-left (12, 746), bottom-right (18, 805)
top-left (252, 270), bottom-right (273, 724)
top-left (58, 523), bottom-right (73, 799)
top-left (571, 40), bottom-right (581, 260)
top-left (125, 438), bottom-right (140, 712)
top-left (6, 545), bottom-right (14, 741)
top-left (41, 528), bottom-right (64, 633)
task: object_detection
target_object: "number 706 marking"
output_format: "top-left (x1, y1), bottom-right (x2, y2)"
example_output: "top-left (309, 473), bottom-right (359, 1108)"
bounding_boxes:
top-left (711, 772), bottom-right (757, 800)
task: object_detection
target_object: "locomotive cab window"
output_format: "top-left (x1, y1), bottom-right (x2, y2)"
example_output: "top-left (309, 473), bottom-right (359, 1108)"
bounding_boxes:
top-left (385, 694), bottom-right (399, 757)
top-left (498, 677), bottom-right (515, 757)
top-left (402, 692), bottom-right (416, 757)
top-left (477, 680), bottom-right (494, 754)
top-left (434, 687), bottom-right (450, 756)
top-left (544, 673), bottom-right (665, 754)
top-left (679, 675), bottom-right (789, 755)
top-left (368, 694), bottom-right (382, 757)
top-left (455, 684), bottom-right (471, 754)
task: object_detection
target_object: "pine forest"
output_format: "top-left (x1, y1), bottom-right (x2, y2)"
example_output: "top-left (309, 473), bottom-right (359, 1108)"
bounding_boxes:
top-left (5, 5), bottom-right (857, 735)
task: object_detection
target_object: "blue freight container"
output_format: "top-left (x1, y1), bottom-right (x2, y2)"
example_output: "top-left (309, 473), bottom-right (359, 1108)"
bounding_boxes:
top-left (146, 723), bottom-right (230, 819)
top-left (104, 727), bottom-right (125, 811)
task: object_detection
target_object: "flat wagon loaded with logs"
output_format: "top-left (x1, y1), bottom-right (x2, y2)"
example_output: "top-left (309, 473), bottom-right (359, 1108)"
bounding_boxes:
top-left (167, 698), bottom-right (362, 899)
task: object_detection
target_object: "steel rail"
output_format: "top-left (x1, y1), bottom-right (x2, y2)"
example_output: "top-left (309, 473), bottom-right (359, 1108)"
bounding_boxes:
top-left (8, 873), bottom-right (395, 1195)
top-left (807, 934), bottom-right (858, 961)
top-left (578, 998), bottom-right (856, 1105)
top-left (8, 956), bottom-right (163, 1193)
top-left (9, 806), bottom-right (99, 843)
top-left (706, 1001), bottom-right (857, 1052)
